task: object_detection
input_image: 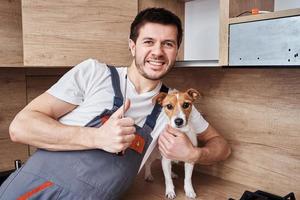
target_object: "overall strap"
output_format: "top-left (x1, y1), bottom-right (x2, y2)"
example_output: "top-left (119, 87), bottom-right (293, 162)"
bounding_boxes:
top-left (107, 65), bottom-right (123, 108)
top-left (143, 84), bottom-right (169, 132)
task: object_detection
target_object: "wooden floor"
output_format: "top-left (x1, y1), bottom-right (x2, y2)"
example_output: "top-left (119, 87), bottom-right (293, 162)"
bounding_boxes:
top-left (122, 161), bottom-right (255, 200)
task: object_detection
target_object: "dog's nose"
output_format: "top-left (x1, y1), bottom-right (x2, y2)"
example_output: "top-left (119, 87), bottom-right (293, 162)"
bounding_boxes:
top-left (174, 118), bottom-right (184, 126)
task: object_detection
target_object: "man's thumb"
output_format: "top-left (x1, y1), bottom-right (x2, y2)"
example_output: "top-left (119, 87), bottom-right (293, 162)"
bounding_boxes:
top-left (112, 99), bottom-right (131, 118)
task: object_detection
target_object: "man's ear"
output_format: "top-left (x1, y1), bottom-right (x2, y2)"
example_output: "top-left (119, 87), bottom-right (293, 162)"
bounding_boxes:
top-left (186, 88), bottom-right (201, 101)
top-left (128, 39), bottom-right (136, 57)
top-left (153, 92), bottom-right (167, 105)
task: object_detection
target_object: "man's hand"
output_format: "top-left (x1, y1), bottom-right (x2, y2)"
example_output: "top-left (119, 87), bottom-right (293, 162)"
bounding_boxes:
top-left (158, 125), bottom-right (200, 163)
top-left (92, 99), bottom-right (136, 153)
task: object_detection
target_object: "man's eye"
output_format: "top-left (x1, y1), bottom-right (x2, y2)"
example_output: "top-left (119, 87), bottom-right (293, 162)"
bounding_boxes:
top-left (163, 42), bottom-right (174, 48)
top-left (166, 104), bottom-right (173, 110)
top-left (182, 102), bottom-right (190, 109)
top-left (144, 41), bottom-right (153, 45)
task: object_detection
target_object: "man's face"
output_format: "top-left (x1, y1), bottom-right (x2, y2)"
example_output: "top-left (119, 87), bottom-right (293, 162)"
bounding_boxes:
top-left (129, 23), bottom-right (179, 80)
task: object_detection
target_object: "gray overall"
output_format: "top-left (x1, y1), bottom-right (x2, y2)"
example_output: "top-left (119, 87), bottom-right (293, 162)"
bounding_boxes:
top-left (0, 66), bottom-right (168, 200)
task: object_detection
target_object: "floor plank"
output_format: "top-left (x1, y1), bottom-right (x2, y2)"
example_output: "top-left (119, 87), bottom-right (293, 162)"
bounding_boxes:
top-left (122, 161), bottom-right (256, 200)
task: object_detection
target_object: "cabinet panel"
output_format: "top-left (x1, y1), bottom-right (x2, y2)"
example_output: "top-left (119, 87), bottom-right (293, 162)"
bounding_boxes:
top-left (0, 0), bottom-right (23, 67)
top-left (0, 69), bottom-right (28, 171)
top-left (219, 0), bottom-right (275, 66)
top-left (22, 0), bottom-right (137, 67)
top-left (229, 0), bottom-right (274, 18)
top-left (185, 0), bottom-right (219, 61)
top-left (229, 16), bottom-right (300, 66)
top-left (0, 140), bottom-right (28, 171)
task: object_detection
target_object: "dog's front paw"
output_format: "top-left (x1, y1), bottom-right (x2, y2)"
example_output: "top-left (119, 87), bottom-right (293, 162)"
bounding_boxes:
top-left (165, 189), bottom-right (176, 199)
top-left (185, 190), bottom-right (196, 199)
top-left (165, 185), bottom-right (176, 199)
top-left (184, 186), bottom-right (196, 199)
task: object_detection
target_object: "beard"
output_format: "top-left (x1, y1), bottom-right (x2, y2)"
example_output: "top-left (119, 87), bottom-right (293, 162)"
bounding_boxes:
top-left (134, 58), bottom-right (176, 81)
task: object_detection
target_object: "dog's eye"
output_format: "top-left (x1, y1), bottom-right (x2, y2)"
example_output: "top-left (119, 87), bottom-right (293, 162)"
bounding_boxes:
top-left (182, 102), bottom-right (190, 109)
top-left (166, 104), bottom-right (173, 110)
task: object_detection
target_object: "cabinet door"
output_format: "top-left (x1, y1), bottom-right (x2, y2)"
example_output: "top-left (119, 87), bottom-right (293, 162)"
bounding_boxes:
top-left (184, 0), bottom-right (219, 62)
top-left (22, 0), bottom-right (137, 67)
top-left (0, 0), bottom-right (23, 67)
top-left (0, 69), bottom-right (28, 171)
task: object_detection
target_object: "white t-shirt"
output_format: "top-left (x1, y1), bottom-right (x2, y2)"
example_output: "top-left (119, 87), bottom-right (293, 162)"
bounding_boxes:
top-left (47, 58), bottom-right (209, 171)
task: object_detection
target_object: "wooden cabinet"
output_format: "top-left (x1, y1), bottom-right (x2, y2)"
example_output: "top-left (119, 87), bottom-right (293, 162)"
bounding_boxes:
top-left (219, 0), bottom-right (274, 66)
top-left (221, 0), bottom-right (300, 66)
top-left (22, 0), bottom-right (137, 67)
top-left (0, 0), bottom-right (23, 67)
top-left (184, 0), bottom-right (219, 65)
top-left (0, 0), bottom-right (184, 67)
top-left (0, 69), bottom-right (28, 171)
top-left (229, 11), bottom-right (300, 66)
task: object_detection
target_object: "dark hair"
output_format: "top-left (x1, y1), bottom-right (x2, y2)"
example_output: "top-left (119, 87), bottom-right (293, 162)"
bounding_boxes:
top-left (130, 7), bottom-right (183, 48)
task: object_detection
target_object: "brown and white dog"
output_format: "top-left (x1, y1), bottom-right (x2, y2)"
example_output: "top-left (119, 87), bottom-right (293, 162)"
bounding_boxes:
top-left (144, 88), bottom-right (200, 199)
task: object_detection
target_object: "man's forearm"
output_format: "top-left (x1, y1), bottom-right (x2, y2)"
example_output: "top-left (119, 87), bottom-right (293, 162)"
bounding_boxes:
top-left (9, 110), bottom-right (95, 151)
top-left (192, 136), bottom-right (231, 165)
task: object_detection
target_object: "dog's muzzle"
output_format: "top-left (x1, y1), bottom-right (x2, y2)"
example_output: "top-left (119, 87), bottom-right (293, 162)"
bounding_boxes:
top-left (174, 117), bottom-right (184, 128)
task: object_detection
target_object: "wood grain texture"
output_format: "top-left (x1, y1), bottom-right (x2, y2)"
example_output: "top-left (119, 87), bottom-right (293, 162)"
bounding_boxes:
top-left (0, 69), bottom-right (26, 139)
top-left (163, 67), bottom-right (300, 198)
top-left (229, 0), bottom-right (274, 18)
top-left (26, 68), bottom-right (69, 76)
top-left (123, 161), bottom-right (256, 200)
top-left (0, 69), bottom-right (28, 171)
top-left (229, 8), bottom-right (300, 24)
top-left (138, 0), bottom-right (185, 61)
top-left (0, 0), bottom-right (23, 67)
top-left (22, 0), bottom-right (137, 67)
top-left (0, 139), bottom-right (28, 171)
top-left (219, 0), bottom-right (230, 66)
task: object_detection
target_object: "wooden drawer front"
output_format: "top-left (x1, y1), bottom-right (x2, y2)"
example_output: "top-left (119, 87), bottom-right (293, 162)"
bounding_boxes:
top-left (22, 0), bottom-right (137, 67)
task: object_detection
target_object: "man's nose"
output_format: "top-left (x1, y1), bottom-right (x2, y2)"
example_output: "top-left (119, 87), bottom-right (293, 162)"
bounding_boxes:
top-left (151, 44), bottom-right (163, 57)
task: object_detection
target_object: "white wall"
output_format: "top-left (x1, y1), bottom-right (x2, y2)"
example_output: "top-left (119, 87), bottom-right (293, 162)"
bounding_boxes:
top-left (274, 0), bottom-right (300, 11)
top-left (184, 0), bottom-right (219, 61)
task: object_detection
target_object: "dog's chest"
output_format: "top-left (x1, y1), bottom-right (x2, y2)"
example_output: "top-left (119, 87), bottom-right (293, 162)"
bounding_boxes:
top-left (178, 126), bottom-right (198, 146)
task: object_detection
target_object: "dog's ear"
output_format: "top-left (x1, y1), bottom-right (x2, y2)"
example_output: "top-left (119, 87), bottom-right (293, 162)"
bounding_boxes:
top-left (153, 92), bottom-right (167, 105)
top-left (186, 88), bottom-right (201, 101)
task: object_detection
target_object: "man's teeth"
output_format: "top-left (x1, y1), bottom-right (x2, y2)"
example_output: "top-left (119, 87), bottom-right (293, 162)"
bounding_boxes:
top-left (148, 61), bottom-right (164, 66)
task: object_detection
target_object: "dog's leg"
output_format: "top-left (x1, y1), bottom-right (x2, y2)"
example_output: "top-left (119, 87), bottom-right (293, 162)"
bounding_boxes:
top-left (162, 157), bottom-right (176, 199)
top-left (144, 148), bottom-right (160, 182)
top-left (184, 162), bottom-right (196, 198)
top-left (144, 161), bottom-right (154, 182)
top-left (171, 171), bottom-right (178, 179)
top-left (144, 156), bottom-right (155, 182)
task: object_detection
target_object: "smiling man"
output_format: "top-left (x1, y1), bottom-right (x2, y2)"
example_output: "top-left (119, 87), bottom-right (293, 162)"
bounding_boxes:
top-left (129, 22), bottom-right (178, 81)
top-left (0, 8), bottom-right (230, 200)
top-left (127, 22), bottom-right (178, 95)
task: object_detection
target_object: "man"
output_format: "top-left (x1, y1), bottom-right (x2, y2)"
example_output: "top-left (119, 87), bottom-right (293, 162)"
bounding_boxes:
top-left (0, 8), bottom-right (230, 200)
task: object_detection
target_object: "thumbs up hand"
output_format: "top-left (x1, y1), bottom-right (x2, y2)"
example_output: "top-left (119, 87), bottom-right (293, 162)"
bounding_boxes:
top-left (91, 99), bottom-right (136, 153)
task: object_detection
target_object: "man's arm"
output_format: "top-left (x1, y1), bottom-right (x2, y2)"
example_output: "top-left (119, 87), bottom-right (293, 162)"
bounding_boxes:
top-left (158, 125), bottom-right (231, 164)
top-left (193, 125), bottom-right (231, 165)
top-left (9, 92), bottom-right (136, 152)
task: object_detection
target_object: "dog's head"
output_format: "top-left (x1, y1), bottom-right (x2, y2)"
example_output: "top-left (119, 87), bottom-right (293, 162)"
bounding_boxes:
top-left (154, 88), bottom-right (200, 129)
